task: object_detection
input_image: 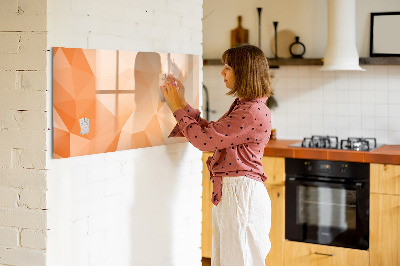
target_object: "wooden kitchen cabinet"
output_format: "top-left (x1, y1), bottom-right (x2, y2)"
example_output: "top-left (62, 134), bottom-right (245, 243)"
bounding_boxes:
top-left (370, 163), bottom-right (400, 266)
top-left (370, 163), bottom-right (400, 195)
top-left (370, 193), bottom-right (400, 266)
top-left (201, 154), bottom-right (286, 265)
top-left (262, 156), bottom-right (285, 266)
top-left (284, 241), bottom-right (369, 266)
top-left (264, 184), bottom-right (285, 266)
top-left (202, 152), bottom-right (213, 258)
top-left (261, 156), bottom-right (285, 186)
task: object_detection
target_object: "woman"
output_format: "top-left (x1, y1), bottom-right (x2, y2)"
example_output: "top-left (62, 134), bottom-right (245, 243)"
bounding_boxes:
top-left (161, 44), bottom-right (273, 266)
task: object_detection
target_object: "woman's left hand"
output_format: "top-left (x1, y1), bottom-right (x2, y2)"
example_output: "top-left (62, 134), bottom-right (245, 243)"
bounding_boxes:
top-left (160, 78), bottom-right (183, 113)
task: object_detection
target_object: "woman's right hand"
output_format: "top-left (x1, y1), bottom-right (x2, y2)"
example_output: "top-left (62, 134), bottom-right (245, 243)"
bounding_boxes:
top-left (168, 75), bottom-right (187, 108)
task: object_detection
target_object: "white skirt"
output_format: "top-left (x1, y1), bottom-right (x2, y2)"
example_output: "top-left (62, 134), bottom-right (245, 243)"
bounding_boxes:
top-left (212, 176), bottom-right (271, 266)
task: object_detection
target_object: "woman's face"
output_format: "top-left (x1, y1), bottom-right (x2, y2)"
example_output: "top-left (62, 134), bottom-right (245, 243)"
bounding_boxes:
top-left (220, 64), bottom-right (235, 89)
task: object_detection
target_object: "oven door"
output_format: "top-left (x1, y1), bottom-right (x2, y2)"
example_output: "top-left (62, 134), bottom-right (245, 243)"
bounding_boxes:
top-left (285, 177), bottom-right (369, 250)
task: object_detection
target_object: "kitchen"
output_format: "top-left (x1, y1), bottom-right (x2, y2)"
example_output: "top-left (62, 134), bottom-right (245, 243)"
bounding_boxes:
top-left (202, 0), bottom-right (400, 265)
top-left (1, 0), bottom-right (398, 264)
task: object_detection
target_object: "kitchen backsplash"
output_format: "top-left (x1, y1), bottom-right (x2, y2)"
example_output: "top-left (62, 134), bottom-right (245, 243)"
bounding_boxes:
top-left (203, 65), bottom-right (400, 144)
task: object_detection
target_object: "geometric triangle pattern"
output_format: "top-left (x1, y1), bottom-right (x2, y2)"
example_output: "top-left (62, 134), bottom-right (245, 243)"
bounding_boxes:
top-left (53, 47), bottom-right (199, 158)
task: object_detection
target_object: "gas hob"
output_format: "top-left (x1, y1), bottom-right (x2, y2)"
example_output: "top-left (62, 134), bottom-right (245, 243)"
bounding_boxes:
top-left (289, 135), bottom-right (382, 151)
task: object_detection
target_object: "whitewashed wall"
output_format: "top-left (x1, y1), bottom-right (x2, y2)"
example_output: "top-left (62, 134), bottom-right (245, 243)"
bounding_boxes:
top-left (46, 0), bottom-right (203, 266)
top-left (0, 0), bottom-right (48, 265)
top-left (203, 0), bottom-right (400, 58)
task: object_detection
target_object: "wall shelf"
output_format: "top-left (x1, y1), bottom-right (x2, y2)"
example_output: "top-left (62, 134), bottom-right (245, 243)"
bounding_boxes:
top-left (268, 58), bottom-right (323, 67)
top-left (203, 57), bottom-right (400, 67)
top-left (359, 57), bottom-right (400, 65)
top-left (203, 58), bottom-right (323, 67)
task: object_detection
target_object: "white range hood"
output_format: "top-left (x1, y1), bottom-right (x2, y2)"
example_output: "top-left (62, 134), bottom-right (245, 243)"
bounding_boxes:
top-left (320, 0), bottom-right (365, 71)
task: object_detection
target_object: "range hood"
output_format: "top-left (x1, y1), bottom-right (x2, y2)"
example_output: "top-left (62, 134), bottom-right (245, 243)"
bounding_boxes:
top-left (320, 0), bottom-right (365, 71)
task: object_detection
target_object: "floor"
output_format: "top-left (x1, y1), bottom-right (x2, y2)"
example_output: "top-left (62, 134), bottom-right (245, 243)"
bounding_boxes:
top-left (202, 257), bottom-right (211, 266)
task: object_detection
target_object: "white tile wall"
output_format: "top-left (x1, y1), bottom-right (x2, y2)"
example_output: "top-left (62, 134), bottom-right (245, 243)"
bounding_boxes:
top-left (203, 65), bottom-right (400, 144)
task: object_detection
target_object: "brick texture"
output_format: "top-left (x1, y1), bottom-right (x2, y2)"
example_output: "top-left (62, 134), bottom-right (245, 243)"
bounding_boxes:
top-left (0, 247), bottom-right (46, 266)
top-left (0, 208), bottom-right (47, 230)
top-left (0, 227), bottom-right (19, 247)
top-left (46, 0), bottom-right (203, 265)
top-left (0, 0), bottom-right (48, 264)
top-left (21, 229), bottom-right (47, 249)
top-left (0, 168), bottom-right (47, 189)
top-left (0, 187), bottom-right (19, 208)
top-left (2, 0), bottom-right (204, 265)
top-left (19, 189), bottom-right (47, 209)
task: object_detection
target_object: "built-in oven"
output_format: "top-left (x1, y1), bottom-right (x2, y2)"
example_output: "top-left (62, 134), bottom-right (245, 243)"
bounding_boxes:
top-left (285, 158), bottom-right (369, 250)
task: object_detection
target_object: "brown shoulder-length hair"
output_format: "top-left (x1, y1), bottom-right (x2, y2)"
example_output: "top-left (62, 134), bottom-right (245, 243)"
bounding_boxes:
top-left (221, 44), bottom-right (273, 99)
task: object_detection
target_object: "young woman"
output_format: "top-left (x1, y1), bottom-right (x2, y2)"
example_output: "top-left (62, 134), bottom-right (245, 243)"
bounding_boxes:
top-left (161, 44), bottom-right (273, 266)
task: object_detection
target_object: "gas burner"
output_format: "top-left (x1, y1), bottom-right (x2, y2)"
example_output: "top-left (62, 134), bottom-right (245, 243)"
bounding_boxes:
top-left (290, 136), bottom-right (380, 151)
top-left (340, 137), bottom-right (377, 151)
top-left (301, 135), bottom-right (339, 149)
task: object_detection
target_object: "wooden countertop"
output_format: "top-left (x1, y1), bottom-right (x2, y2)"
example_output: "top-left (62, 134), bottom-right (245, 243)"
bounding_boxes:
top-left (263, 139), bottom-right (400, 165)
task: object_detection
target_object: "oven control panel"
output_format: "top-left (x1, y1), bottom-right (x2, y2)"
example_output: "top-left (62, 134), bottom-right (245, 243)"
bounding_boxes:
top-left (318, 162), bottom-right (331, 173)
top-left (286, 158), bottom-right (369, 180)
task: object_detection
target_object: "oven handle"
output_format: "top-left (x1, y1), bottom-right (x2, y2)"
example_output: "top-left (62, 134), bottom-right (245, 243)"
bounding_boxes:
top-left (286, 177), bottom-right (364, 189)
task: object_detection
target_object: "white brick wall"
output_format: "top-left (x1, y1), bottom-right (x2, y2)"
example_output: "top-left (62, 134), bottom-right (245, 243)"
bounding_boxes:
top-left (2, 0), bottom-right (203, 264)
top-left (0, 208), bottom-right (46, 230)
top-left (0, 0), bottom-right (48, 265)
top-left (0, 169), bottom-right (47, 189)
top-left (0, 187), bottom-right (19, 208)
top-left (0, 0), bottom-right (46, 32)
top-left (46, 1), bottom-right (203, 266)
top-left (0, 248), bottom-right (46, 266)
top-left (0, 227), bottom-right (19, 247)
top-left (21, 229), bottom-right (47, 250)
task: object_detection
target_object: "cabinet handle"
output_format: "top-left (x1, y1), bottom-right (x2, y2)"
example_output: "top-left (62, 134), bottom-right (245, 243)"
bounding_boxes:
top-left (314, 252), bottom-right (335, 257)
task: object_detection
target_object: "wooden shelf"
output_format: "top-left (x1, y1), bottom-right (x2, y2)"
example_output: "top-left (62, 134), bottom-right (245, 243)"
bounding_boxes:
top-left (203, 57), bottom-right (400, 67)
top-left (359, 57), bottom-right (400, 65)
top-left (203, 58), bottom-right (323, 67)
top-left (268, 58), bottom-right (322, 67)
top-left (202, 59), bottom-right (223, 66)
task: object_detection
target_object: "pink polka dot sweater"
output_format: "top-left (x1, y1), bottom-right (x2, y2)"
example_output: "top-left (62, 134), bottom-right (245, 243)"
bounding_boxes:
top-left (169, 97), bottom-right (272, 206)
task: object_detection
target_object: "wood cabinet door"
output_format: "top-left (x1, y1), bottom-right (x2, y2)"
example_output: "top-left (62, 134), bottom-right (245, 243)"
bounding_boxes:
top-left (265, 184), bottom-right (285, 266)
top-left (284, 241), bottom-right (369, 266)
top-left (370, 193), bottom-right (400, 266)
top-left (262, 156), bottom-right (285, 186)
top-left (201, 152), bottom-right (213, 258)
top-left (370, 163), bottom-right (400, 195)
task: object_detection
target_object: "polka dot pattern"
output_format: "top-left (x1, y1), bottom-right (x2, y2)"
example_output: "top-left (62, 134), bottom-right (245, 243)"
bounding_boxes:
top-left (169, 97), bottom-right (272, 206)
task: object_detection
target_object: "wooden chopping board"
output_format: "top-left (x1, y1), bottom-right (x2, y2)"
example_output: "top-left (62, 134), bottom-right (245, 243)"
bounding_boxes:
top-left (231, 16), bottom-right (249, 48)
